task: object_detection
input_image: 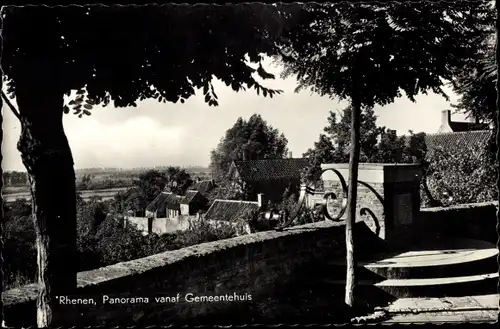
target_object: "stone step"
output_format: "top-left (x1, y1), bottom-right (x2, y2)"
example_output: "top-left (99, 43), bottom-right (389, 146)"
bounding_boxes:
top-left (323, 255), bottom-right (498, 280)
top-left (324, 238), bottom-right (498, 280)
top-left (322, 272), bottom-right (499, 298)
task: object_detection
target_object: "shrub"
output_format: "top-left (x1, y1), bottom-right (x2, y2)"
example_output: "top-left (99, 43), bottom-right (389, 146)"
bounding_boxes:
top-left (95, 216), bottom-right (150, 265)
top-left (422, 142), bottom-right (497, 206)
top-left (177, 217), bottom-right (241, 244)
top-left (3, 214), bottom-right (37, 289)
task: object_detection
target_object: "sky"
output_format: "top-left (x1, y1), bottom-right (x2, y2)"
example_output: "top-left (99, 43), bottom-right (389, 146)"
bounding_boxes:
top-left (2, 59), bottom-right (467, 172)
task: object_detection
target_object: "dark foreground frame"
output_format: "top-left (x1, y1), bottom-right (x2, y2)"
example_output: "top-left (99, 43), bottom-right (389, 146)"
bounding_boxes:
top-left (1, 1), bottom-right (499, 327)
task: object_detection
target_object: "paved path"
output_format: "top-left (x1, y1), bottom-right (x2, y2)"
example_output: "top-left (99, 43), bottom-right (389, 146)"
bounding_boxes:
top-left (378, 294), bottom-right (498, 323)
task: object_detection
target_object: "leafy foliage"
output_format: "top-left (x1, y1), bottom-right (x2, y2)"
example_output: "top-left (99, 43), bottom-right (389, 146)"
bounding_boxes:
top-left (210, 114), bottom-right (289, 181)
top-left (422, 142), bottom-right (498, 207)
top-left (2, 4), bottom-right (302, 109)
top-left (278, 2), bottom-right (492, 106)
top-left (301, 106), bottom-right (429, 186)
top-left (301, 134), bottom-right (339, 184)
top-left (449, 4), bottom-right (496, 125)
top-left (115, 167), bottom-right (192, 215)
top-left (3, 209), bottom-right (36, 289)
top-left (324, 106), bottom-right (384, 161)
top-left (2, 171), bottom-right (29, 186)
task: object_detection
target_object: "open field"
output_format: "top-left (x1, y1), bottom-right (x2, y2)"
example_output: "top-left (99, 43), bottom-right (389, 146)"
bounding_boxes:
top-left (2, 187), bottom-right (130, 203)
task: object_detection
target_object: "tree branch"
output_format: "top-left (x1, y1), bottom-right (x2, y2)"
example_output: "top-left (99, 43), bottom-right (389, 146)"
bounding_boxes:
top-left (2, 91), bottom-right (21, 121)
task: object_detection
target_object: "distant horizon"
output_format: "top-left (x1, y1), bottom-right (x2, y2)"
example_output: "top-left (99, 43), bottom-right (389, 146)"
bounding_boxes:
top-left (3, 165), bottom-right (213, 174)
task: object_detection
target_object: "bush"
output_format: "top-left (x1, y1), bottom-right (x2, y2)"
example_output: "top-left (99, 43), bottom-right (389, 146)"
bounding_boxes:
top-left (95, 216), bottom-right (150, 265)
top-left (3, 214), bottom-right (37, 290)
top-left (176, 217), bottom-right (241, 245)
top-left (422, 142), bottom-right (497, 206)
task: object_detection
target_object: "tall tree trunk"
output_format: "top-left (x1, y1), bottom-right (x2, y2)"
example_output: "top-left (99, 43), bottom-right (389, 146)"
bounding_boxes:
top-left (345, 96), bottom-right (361, 307)
top-left (16, 79), bottom-right (77, 327)
top-left (495, 0), bottom-right (500, 322)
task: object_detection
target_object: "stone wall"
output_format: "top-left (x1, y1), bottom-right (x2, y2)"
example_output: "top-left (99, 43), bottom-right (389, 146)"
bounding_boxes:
top-left (3, 221), bottom-right (348, 326)
top-left (416, 201), bottom-right (498, 244)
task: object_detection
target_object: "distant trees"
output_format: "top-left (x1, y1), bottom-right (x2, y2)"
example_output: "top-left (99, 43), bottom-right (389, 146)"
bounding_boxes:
top-left (302, 106), bottom-right (427, 184)
top-left (210, 114), bottom-right (289, 180)
top-left (110, 167), bottom-right (193, 216)
top-left (164, 166), bottom-right (193, 195)
top-left (2, 171), bottom-right (29, 186)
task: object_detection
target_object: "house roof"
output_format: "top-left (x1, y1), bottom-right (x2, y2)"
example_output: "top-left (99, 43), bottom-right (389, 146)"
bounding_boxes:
top-left (147, 189), bottom-right (208, 213)
top-left (231, 158), bottom-right (309, 182)
top-left (424, 130), bottom-right (492, 155)
top-left (179, 190), bottom-right (205, 204)
top-left (204, 200), bottom-right (260, 223)
top-left (190, 180), bottom-right (215, 194)
top-left (146, 192), bottom-right (181, 212)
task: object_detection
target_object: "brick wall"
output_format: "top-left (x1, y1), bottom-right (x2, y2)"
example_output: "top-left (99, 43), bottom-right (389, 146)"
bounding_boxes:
top-left (3, 221), bottom-right (348, 326)
top-left (323, 180), bottom-right (385, 239)
top-left (320, 163), bottom-right (422, 250)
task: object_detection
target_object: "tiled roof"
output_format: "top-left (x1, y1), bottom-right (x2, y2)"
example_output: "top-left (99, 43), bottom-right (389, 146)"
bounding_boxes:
top-left (146, 192), bottom-right (181, 212)
top-left (179, 190), bottom-right (202, 204)
top-left (402, 130), bottom-right (492, 156)
top-left (204, 200), bottom-right (260, 223)
top-left (191, 180), bottom-right (215, 194)
top-left (232, 158), bottom-right (309, 182)
top-left (424, 130), bottom-right (493, 155)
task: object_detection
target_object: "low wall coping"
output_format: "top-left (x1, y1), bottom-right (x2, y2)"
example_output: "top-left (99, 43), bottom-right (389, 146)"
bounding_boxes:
top-left (2, 220), bottom-right (344, 307)
top-left (420, 201), bottom-right (498, 213)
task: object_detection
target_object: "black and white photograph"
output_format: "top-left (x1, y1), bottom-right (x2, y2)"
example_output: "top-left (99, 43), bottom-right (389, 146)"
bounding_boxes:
top-left (1, 2), bottom-right (499, 326)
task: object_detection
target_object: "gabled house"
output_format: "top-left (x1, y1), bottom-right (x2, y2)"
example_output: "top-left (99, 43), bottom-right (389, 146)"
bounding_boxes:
top-left (145, 192), bottom-right (181, 218)
top-left (227, 157), bottom-right (309, 204)
top-left (178, 190), bottom-right (209, 216)
top-left (145, 189), bottom-right (209, 219)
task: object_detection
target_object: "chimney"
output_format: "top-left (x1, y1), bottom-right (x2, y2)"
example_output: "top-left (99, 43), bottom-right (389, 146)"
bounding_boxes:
top-left (257, 193), bottom-right (266, 210)
top-left (288, 151), bottom-right (293, 159)
top-left (438, 110), bottom-right (453, 133)
top-left (242, 149), bottom-right (248, 161)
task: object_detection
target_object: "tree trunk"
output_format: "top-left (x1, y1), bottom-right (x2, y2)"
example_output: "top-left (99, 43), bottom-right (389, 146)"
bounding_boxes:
top-left (345, 96), bottom-right (361, 308)
top-left (16, 80), bottom-right (77, 327)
